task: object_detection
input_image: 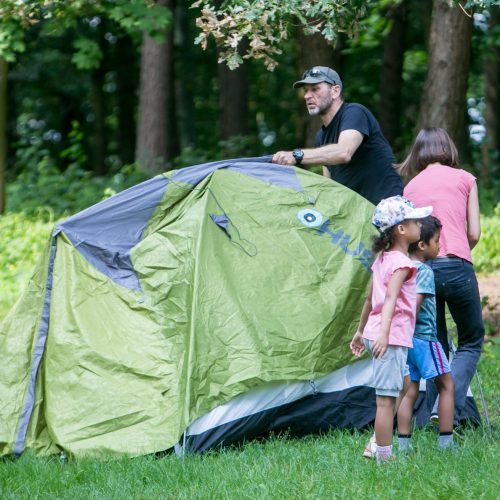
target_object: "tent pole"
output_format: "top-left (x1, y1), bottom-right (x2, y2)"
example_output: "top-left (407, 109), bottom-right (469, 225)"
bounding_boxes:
top-left (449, 336), bottom-right (491, 434)
top-left (474, 370), bottom-right (492, 435)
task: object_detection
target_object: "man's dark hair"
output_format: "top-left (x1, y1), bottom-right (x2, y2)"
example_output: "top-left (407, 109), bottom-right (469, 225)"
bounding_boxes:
top-left (408, 215), bottom-right (442, 253)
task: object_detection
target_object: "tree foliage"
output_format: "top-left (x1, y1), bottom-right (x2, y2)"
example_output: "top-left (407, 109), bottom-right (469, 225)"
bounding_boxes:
top-left (192, 0), bottom-right (368, 69)
top-left (0, 0), bottom-right (172, 62)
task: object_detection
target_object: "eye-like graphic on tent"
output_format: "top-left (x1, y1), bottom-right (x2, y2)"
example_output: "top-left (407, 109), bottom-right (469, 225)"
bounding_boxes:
top-left (297, 208), bottom-right (323, 228)
top-left (0, 156), bottom-right (480, 458)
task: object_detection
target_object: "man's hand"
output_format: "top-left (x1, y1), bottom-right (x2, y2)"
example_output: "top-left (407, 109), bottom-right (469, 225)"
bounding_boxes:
top-left (371, 335), bottom-right (389, 359)
top-left (350, 331), bottom-right (365, 357)
top-left (272, 151), bottom-right (295, 166)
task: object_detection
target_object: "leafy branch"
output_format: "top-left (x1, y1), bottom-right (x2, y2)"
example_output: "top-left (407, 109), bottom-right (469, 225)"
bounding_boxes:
top-left (191, 0), bottom-right (368, 70)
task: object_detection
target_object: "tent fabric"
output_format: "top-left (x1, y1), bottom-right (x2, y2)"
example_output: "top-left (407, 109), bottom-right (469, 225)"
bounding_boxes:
top-left (183, 362), bottom-right (480, 453)
top-left (0, 157), bottom-right (479, 458)
top-left (13, 236), bottom-right (58, 456)
top-left (57, 175), bottom-right (171, 292)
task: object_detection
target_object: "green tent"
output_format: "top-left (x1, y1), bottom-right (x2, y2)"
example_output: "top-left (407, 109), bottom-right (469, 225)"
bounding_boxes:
top-left (1, 157), bottom-right (378, 457)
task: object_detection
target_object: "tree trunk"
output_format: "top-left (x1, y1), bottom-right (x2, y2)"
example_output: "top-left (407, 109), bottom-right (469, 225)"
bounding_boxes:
top-left (91, 67), bottom-right (106, 175)
top-left (296, 32), bottom-right (344, 148)
top-left (0, 58), bottom-right (7, 214)
top-left (174, 3), bottom-right (196, 150)
top-left (212, 0), bottom-right (248, 142)
top-left (481, 7), bottom-right (500, 187)
top-left (378, 1), bottom-right (407, 151)
top-left (116, 35), bottom-right (138, 165)
top-left (164, 1), bottom-right (179, 164)
top-left (217, 42), bottom-right (249, 140)
top-left (416, 0), bottom-right (473, 145)
top-left (136, 0), bottom-right (177, 173)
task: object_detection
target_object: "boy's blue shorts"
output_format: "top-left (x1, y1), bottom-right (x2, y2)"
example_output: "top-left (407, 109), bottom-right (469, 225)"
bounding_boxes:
top-left (407, 337), bottom-right (450, 382)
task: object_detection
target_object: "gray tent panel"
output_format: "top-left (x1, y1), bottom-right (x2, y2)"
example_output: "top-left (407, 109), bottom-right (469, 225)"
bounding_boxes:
top-left (171, 156), bottom-right (304, 193)
top-left (57, 176), bottom-right (170, 292)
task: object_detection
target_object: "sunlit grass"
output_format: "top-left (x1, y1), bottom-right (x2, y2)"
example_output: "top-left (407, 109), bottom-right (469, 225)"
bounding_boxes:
top-left (1, 421), bottom-right (498, 499)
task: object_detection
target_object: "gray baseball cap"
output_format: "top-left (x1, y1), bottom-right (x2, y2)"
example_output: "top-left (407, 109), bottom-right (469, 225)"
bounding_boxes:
top-left (293, 66), bottom-right (343, 89)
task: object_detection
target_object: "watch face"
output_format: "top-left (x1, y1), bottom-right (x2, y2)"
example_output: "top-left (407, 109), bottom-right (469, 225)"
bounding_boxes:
top-left (293, 149), bottom-right (304, 162)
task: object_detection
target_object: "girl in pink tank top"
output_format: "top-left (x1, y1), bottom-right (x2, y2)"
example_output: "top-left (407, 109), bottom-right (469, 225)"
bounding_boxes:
top-left (350, 195), bottom-right (432, 462)
top-left (398, 128), bottom-right (484, 431)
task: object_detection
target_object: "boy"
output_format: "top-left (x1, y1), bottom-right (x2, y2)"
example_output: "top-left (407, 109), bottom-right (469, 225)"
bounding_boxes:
top-left (396, 216), bottom-right (455, 451)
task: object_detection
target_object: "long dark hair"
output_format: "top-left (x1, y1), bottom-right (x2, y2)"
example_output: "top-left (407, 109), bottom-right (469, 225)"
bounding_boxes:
top-left (397, 127), bottom-right (459, 183)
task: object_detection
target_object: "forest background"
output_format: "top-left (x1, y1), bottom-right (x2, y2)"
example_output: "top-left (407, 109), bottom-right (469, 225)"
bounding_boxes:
top-left (0, 0), bottom-right (499, 323)
top-left (1, 4), bottom-right (499, 496)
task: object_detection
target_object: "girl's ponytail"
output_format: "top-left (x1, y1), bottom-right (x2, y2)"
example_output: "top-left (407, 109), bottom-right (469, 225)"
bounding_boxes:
top-left (372, 228), bottom-right (395, 254)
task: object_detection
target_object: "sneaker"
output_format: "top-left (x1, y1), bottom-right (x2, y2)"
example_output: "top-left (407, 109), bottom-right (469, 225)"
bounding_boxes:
top-left (363, 435), bottom-right (377, 459)
top-left (430, 413), bottom-right (439, 428)
top-left (439, 441), bottom-right (459, 453)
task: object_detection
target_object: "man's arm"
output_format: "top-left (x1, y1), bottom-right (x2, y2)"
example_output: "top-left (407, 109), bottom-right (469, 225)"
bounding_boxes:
top-left (272, 129), bottom-right (363, 168)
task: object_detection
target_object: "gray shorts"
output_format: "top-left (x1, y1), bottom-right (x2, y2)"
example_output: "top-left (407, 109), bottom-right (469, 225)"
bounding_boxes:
top-left (363, 339), bottom-right (408, 397)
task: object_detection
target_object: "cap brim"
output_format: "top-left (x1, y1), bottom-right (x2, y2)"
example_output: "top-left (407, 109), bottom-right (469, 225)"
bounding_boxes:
top-left (407, 206), bottom-right (433, 219)
top-left (293, 77), bottom-right (326, 88)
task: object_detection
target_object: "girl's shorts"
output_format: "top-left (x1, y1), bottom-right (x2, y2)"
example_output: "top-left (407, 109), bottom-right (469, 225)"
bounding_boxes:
top-left (363, 339), bottom-right (408, 397)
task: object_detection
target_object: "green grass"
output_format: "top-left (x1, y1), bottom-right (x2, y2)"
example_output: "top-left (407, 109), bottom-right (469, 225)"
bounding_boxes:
top-left (0, 424), bottom-right (498, 498)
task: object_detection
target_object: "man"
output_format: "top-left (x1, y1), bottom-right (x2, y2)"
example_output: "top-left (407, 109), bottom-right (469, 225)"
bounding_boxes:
top-left (272, 66), bottom-right (403, 205)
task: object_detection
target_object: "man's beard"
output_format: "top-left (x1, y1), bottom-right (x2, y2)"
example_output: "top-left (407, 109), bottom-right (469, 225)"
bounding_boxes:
top-left (308, 107), bottom-right (321, 116)
top-left (307, 96), bottom-right (332, 116)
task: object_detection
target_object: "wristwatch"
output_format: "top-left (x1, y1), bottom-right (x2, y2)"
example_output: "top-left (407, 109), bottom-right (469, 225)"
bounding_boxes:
top-left (292, 148), bottom-right (304, 166)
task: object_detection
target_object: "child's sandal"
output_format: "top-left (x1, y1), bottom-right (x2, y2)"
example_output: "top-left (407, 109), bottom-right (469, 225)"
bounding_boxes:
top-left (363, 435), bottom-right (377, 459)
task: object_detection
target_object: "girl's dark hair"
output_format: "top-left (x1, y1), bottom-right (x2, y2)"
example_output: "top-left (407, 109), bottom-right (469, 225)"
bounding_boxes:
top-left (397, 127), bottom-right (459, 183)
top-left (372, 227), bottom-right (396, 254)
top-left (408, 216), bottom-right (442, 253)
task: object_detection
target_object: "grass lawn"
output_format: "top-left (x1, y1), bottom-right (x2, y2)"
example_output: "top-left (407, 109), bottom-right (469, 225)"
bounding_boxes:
top-left (1, 340), bottom-right (498, 499)
top-left (0, 424), bottom-right (498, 499)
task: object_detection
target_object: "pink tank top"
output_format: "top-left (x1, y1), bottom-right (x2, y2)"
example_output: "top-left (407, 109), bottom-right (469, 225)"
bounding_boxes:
top-left (404, 164), bottom-right (476, 263)
top-left (363, 251), bottom-right (417, 348)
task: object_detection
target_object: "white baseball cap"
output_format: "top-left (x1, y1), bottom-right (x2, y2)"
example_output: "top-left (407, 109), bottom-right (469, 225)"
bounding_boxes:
top-left (372, 196), bottom-right (433, 232)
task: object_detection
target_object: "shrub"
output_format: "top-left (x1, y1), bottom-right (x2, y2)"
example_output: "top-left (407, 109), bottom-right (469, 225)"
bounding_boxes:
top-left (0, 212), bottom-right (53, 320)
top-left (473, 204), bottom-right (500, 274)
top-left (6, 162), bottom-right (149, 220)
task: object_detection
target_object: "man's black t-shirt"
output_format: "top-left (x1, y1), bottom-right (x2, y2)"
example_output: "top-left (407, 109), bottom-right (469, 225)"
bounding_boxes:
top-left (315, 102), bottom-right (403, 205)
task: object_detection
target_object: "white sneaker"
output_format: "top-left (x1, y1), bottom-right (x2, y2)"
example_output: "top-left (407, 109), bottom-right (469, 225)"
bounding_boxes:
top-left (430, 413), bottom-right (439, 428)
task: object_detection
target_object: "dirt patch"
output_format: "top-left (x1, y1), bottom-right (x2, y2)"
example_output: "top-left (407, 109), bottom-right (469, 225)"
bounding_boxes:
top-left (478, 275), bottom-right (500, 337)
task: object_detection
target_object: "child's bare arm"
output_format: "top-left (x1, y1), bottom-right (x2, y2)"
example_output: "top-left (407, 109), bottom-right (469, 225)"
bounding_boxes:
top-left (415, 293), bottom-right (425, 318)
top-left (350, 282), bottom-right (373, 357)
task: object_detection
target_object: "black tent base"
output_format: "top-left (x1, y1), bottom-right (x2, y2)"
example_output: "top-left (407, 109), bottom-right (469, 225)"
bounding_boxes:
top-left (184, 386), bottom-right (481, 453)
